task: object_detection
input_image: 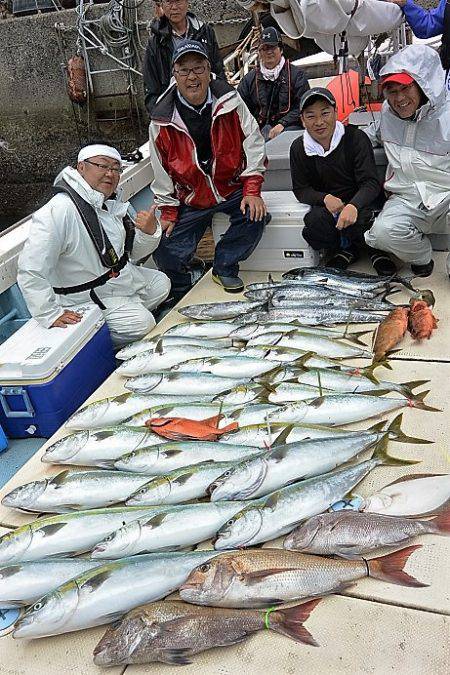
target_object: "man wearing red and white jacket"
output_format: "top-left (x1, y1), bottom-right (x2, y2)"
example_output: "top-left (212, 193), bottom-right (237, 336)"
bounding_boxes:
top-left (149, 39), bottom-right (269, 297)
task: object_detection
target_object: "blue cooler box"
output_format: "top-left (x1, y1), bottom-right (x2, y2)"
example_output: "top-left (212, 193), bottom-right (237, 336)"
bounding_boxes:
top-left (0, 305), bottom-right (115, 438)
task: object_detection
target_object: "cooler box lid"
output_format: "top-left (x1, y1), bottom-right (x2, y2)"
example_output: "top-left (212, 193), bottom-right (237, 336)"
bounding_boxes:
top-left (0, 305), bottom-right (106, 382)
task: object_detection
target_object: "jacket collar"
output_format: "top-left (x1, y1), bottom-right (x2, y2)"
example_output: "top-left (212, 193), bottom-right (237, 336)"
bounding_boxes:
top-left (151, 12), bottom-right (203, 42)
top-left (152, 78), bottom-right (237, 124)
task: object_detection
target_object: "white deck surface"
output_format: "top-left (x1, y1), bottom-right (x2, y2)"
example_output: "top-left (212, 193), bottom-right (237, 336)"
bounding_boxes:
top-left (0, 255), bottom-right (449, 674)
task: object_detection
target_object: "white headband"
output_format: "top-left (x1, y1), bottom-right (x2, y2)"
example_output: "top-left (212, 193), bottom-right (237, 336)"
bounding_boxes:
top-left (77, 144), bottom-right (122, 164)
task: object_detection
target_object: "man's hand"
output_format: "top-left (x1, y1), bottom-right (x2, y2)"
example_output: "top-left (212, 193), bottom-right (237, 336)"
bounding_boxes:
top-left (324, 194), bottom-right (345, 215)
top-left (51, 310), bottom-right (83, 328)
top-left (134, 204), bottom-right (158, 235)
top-left (161, 219), bottom-right (176, 238)
top-left (336, 204), bottom-right (358, 230)
top-left (268, 124), bottom-right (284, 140)
top-left (240, 195), bottom-right (267, 222)
top-left (383, 0), bottom-right (406, 6)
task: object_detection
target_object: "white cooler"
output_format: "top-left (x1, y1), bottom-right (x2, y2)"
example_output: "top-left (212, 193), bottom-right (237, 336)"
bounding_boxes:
top-left (212, 191), bottom-right (318, 272)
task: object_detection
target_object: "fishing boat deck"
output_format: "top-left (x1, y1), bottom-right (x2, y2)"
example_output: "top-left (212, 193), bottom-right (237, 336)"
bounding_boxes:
top-left (0, 254), bottom-right (449, 673)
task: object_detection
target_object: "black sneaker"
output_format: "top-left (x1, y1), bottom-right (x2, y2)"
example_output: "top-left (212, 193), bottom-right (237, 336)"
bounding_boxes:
top-left (368, 249), bottom-right (397, 276)
top-left (411, 260), bottom-right (434, 278)
top-left (327, 246), bottom-right (360, 270)
top-left (212, 273), bottom-right (244, 293)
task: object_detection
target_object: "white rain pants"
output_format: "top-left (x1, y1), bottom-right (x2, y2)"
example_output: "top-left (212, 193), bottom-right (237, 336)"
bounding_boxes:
top-left (101, 267), bottom-right (171, 347)
top-left (365, 195), bottom-right (450, 268)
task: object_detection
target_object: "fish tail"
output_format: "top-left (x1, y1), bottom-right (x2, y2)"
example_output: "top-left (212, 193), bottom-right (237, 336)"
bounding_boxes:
top-left (386, 413), bottom-right (433, 445)
top-left (429, 508), bottom-right (450, 535)
top-left (398, 380), bottom-right (430, 395)
top-left (360, 363), bottom-right (381, 384)
top-left (372, 434), bottom-right (420, 466)
top-left (269, 599), bottom-right (321, 646)
top-left (410, 390), bottom-right (442, 413)
top-left (367, 545), bottom-right (427, 587)
top-left (344, 329), bottom-right (373, 347)
top-left (370, 358), bottom-right (392, 371)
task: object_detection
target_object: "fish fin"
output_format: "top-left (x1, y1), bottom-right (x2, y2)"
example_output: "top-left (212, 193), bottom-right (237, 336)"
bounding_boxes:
top-left (264, 492), bottom-right (281, 510)
top-left (429, 508), bottom-right (450, 535)
top-left (367, 545), bottom-right (427, 587)
top-left (244, 568), bottom-right (300, 584)
top-left (344, 329), bottom-right (373, 347)
top-left (92, 430), bottom-right (117, 441)
top-left (367, 420), bottom-right (386, 433)
top-left (0, 565), bottom-right (22, 577)
top-left (308, 396), bottom-right (326, 408)
top-left (409, 390), bottom-right (442, 412)
top-left (49, 470), bottom-right (71, 487)
top-left (270, 599), bottom-right (321, 646)
top-left (163, 449), bottom-right (183, 457)
top-left (39, 522), bottom-right (66, 536)
top-left (292, 351), bottom-right (316, 367)
top-left (83, 569), bottom-right (114, 592)
top-left (155, 339), bottom-right (164, 355)
top-left (142, 512), bottom-right (169, 528)
top-left (371, 358), bottom-right (392, 371)
top-left (358, 363), bottom-right (380, 385)
top-left (161, 648), bottom-right (194, 665)
top-left (372, 435), bottom-right (420, 466)
top-left (173, 471), bottom-right (195, 486)
top-left (270, 424), bottom-right (294, 448)
top-left (386, 413), bottom-right (433, 445)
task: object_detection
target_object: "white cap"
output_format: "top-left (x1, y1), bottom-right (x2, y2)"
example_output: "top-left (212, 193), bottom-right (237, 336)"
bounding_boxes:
top-left (77, 144), bottom-right (122, 164)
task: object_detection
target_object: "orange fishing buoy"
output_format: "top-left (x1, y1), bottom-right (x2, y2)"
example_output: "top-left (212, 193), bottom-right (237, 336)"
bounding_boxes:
top-left (67, 55), bottom-right (87, 104)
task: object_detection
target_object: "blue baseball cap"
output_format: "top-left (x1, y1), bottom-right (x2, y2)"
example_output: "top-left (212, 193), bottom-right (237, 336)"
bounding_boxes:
top-left (172, 39), bottom-right (210, 66)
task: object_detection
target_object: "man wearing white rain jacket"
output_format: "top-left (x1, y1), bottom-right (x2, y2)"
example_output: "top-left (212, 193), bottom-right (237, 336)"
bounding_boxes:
top-left (18, 144), bottom-right (171, 347)
top-left (364, 45), bottom-right (450, 278)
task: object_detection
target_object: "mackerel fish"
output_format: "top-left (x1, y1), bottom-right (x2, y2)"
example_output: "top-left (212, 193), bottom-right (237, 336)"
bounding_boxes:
top-left (41, 426), bottom-right (169, 467)
top-left (246, 330), bottom-right (373, 358)
top-left (92, 501), bottom-right (249, 558)
top-left (165, 321), bottom-right (239, 338)
top-left (213, 458), bottom-right (413, 548)
top-left (2, 470), bottom-right (158, 513)
top-left (268, 295), bottom-right (399, 312)
top-left (209, 435), bottom-right (410, 502)
top-left (245, 282), bottom-right (393, 301)
top-left (245, 278), bottom-right (390, 299)
top-left (178, 301), bottom-right (266, 321)
top-left (0, 558), bottom-right (116, 609)
top-left (66, 392), bottom-right (211, 431)
top-left (116, 335), bottom-right (234, 361)
top-left (0, 506), bottom-right (175, 563)
top-left (12, 550), bottom-right (226, 638)
top-left (125, 462), bottom-right (240, 505)
top-left (125, 372), bottom-right (249, 396)
top-left (236, 307), bottom-right (387, 326)
top-left (282, 266), bottom-right (415, 293)
top-left (284, 509), bottom-right (450, 558)
top-left (114, 441), bottom-right (262, 474)
top-left (116, 344), bottom-right (238, 378)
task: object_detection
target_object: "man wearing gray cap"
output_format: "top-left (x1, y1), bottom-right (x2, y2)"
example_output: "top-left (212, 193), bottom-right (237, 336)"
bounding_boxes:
top-left (290, 87), bottom-right (395, 274)
top-left (237, 26), bottom-right (309, 141)
top-left (149, 39), bottom-right (268, 296)
top-left (17, 144), bottom-right (171, 346)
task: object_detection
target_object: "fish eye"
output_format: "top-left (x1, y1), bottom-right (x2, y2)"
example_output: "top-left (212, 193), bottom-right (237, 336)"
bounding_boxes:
top-left (222, 470), bottom-right (233, 478)
top-left (104, 534), bottom-right (114, 542)
top-left (33, 601), bottom-right (43, 611)
top-left (226, 519), bottom-right (235, 527)
top-left (199, 563), bottom-right (210, 573)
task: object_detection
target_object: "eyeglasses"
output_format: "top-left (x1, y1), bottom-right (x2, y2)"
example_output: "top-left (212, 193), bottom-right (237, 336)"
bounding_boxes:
top-left (174, 65), bottom-right (207, 78)
top-left (83, 159), bottom-right (123, 175)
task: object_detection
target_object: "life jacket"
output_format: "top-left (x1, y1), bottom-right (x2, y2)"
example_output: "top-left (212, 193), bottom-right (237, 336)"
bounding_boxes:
top-left (52, 178), bottom-right (135, 310)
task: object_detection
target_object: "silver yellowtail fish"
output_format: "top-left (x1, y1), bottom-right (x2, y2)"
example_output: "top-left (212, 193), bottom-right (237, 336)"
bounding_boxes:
top-left (218, 414), bottom-right (428, 448)
top-left (229, 390), bottom-right (439, 427)
top-left (178, 301), bottom-right (266, 321)
top-left (41, 426), bottom-right (169, 468)
top-left (91, 501), bottom-right (249, 559)
top-left (230, 321), bottom-right (371, 345)
top-left (2, 470), bottom-right (158, 513)
top-left (115, 441), bottom-right (262, 474)
top-left (12, 550), bottom-right (227, 639)
top-left (237, 307), bottom-right (387, 326)
top-left (93, 599), bottom-right (320, 666)
top-left (65, 392), bottom-right (211, 431)
top-left (0, 558), bottom-right (113, 609)
top-left (284, 509), bottom-right (450, 558)
top-left (125, 462), bottom-right (239, 506)
top-left (0, 506), bottom-right (173, 564)
top-left (125, 372), bottom-right (249, 396)
top-left (209, 435), bottom-right (407, 502)
top-left (172, 354), bottom-right (282, 379)
top-left (246, 330), bottom-right (373, 359)
top-left (213, 456), bottom-right (417, 549)
top-left (116, 344), bottom-right (237, 378)
top-left (165, 321), bottom-right (241, 338)
top-left (267, 377), bottom-right (428, 403)
top-left (361, 473), bottom-right (450, 517)
top-left (179, 546), bottom-right (425, 608)
top-left (116, 335), bottom-right (234, 361)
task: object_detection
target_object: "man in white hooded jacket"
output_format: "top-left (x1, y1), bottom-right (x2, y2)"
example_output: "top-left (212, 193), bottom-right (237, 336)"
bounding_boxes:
top-left (18, 144), bottom-right (171, 346)
top-left (364, 45), bottom-right (450, 278)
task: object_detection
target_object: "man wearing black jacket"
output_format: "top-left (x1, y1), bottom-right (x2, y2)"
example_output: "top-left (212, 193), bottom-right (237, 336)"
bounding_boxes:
top-left (238, 27), bottom-right (309, 140)
top-left (290, 88), bottom-right (395, 274)
top-left (144, 0), bottom-right (225, 116)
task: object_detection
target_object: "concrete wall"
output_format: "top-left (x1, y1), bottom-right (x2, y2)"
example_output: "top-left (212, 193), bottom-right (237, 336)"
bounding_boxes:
top-left (0, 2), bottom-right (247, 222)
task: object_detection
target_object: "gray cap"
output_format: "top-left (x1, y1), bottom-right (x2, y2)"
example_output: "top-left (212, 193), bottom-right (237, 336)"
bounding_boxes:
top-left (299, 87), bottom-right (337, 113)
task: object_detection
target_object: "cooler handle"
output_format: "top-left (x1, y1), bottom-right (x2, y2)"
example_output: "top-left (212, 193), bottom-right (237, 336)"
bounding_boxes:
top-left (0, 387), bottom-right (35, 418)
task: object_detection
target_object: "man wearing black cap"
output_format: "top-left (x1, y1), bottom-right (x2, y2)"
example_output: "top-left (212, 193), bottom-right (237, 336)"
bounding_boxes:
top-left (289, 87), bottom-right (395, 274)
top-left (143, 0), bottom-right (225, 116)
top-left (238, 26), bottom-right (309, 141)
top-left (149, 40), bottom-right (268, 297)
